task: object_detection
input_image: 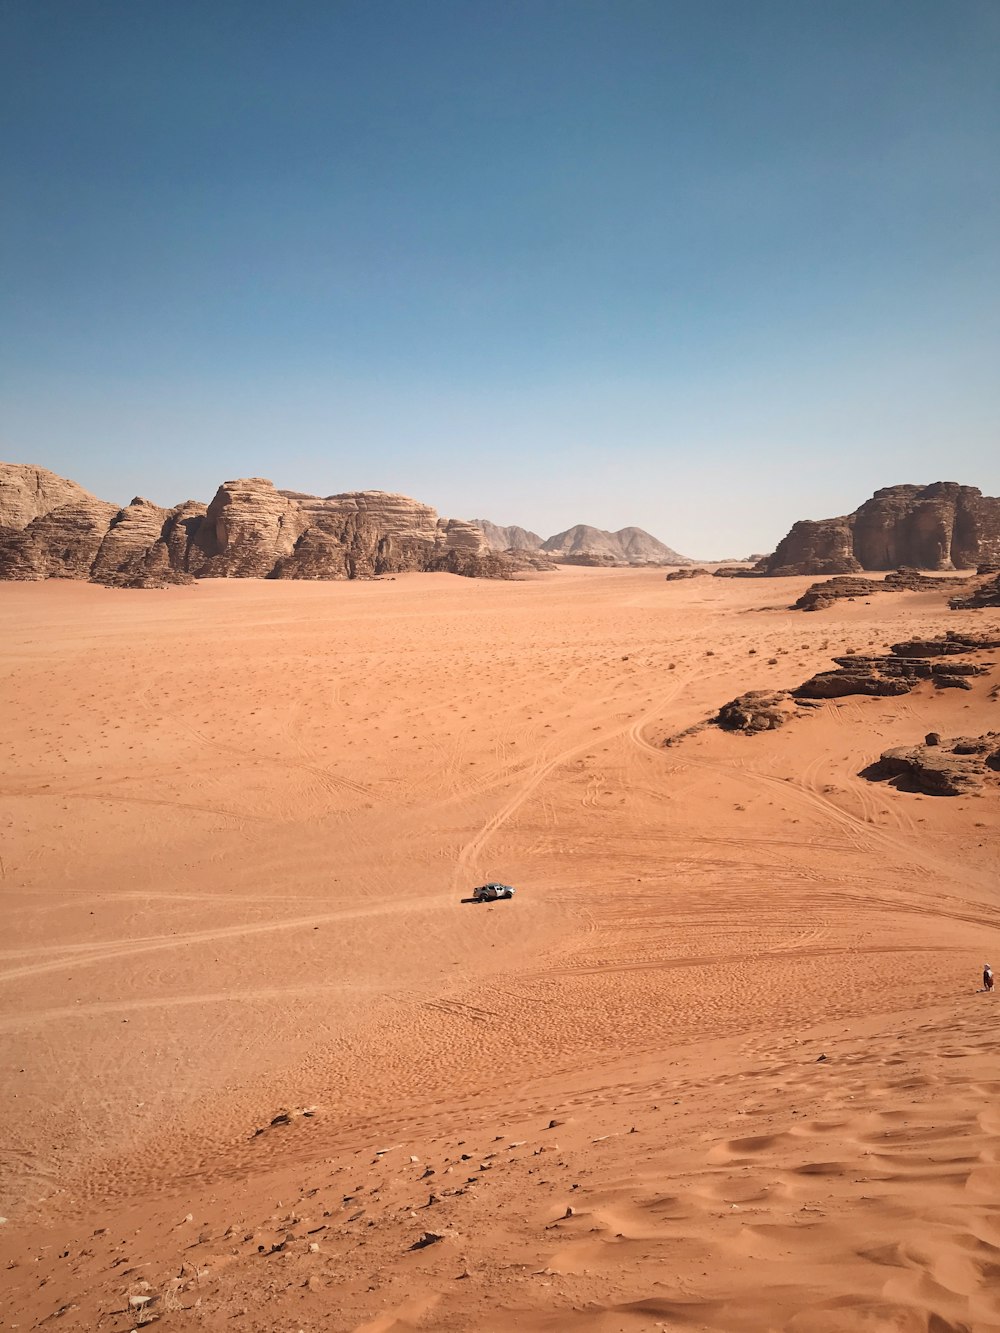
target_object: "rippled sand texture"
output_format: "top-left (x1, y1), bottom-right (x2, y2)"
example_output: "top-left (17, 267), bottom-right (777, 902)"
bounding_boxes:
top-left (1, 569), bottom-right (998, 1331)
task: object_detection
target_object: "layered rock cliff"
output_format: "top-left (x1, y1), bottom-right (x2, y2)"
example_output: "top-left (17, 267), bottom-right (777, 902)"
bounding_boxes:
top-left (0, 463), bottom-right (97, 529)
top-left (758, 483), bottom-right (1000, 576)
top-left (0, 465), bottom-right (524, 585)
top-left (0, 464), bottom-right (121, 580)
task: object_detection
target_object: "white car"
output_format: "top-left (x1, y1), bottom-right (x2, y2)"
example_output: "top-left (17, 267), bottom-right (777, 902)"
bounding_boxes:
top-left (472, 883), bottom-right (516, 902)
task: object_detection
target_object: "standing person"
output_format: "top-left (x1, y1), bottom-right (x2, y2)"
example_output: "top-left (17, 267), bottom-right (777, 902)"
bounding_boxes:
top-left (985, 963), bottom-right (994, 993)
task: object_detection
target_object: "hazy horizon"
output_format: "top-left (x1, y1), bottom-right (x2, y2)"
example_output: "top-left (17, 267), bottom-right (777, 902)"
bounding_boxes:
top-left (2, 0), bottom-right (998, 555)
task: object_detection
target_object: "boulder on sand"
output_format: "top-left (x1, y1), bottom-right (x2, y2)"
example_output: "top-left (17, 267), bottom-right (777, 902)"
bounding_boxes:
top-left (715, 691), bottom-right (792, 733)
top-left (861, 733), bottom-right (1000, 796)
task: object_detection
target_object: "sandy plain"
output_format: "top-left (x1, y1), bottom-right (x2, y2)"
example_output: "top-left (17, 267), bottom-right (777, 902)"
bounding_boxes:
top-left (0, 567), bottom-right (998, 1332)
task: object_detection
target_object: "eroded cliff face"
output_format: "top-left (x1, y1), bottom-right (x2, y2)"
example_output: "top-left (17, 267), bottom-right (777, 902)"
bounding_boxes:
top-left (758, 483), bottom-right (1000, 576)
top-left (0, 467), bottom-right (525, 584)
top-left (0, 464), bottom-right (120, 580)
top-left (0, 463), bottom-right (97, 529)
top-left (91, 497), bottom-right (205, 587)
top-left (761, 518), bottom-right (860, 578)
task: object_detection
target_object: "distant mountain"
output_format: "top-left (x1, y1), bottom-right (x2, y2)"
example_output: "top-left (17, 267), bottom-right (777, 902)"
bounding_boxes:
top-left (473, 519), bottom-right (689, 566)
top-left (470, 520), bottom-right (545, 552)
top-left (608, 525), bottom-right (690, 565)
top-left (0, 461), bottom-right (690, 585)
top-left (542, 523), bottom-right (688, 566)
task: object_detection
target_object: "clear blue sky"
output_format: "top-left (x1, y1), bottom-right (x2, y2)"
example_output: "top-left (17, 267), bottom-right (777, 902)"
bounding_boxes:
top-left (2, 0), bottom-right (998, 556)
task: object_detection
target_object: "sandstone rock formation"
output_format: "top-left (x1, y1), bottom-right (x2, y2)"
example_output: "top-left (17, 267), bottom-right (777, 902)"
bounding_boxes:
top-left (951, 572), bottom-right (1000, 610)
top-left (0, 465), bottom-right (531, 585)
top-left (715, 691), bottom-right (793, 733)
top-left (0, 464), bottom-right (120, 581)
top-left (700, 633), bottom-right (998, 746)
top-left (793, 633), bottom-right (995, 699)
top-left (665, 567), bottom-right (710, 581)
top-left (793, 568), bottom-right (973, 611)
top-left (89, 497), bottom-right (201, 587)
top-left (889, 631), bottom-right (1000, 657)
top-left (861, 733), bottom-right (1000, 796)
top-left (0, 463), bottom-right (98, 529)
top-left (758, 483), bottom-right (1000, 576)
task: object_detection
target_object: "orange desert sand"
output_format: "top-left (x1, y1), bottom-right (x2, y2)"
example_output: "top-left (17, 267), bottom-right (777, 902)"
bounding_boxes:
top-left (1, 568), bottom-right (998, 1333)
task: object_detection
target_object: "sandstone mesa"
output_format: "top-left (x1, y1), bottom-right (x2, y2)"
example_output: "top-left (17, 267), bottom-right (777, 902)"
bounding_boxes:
top-left (0, 463), bottom-right (693, 586)
top-left (757, 481), bottom-right (1000, 576)
top-left (0, 464), bottom-right (526, 585)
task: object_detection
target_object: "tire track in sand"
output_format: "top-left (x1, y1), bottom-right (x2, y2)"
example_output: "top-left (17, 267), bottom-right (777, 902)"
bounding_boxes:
top-left (629, 724), bottom-right (998, 901)
top-left (0, 894), bottom-right (456, 985)
top-left (453, 674), bottom-right (693, 886)
top-left (0, 983), bottom-right (372, 1033)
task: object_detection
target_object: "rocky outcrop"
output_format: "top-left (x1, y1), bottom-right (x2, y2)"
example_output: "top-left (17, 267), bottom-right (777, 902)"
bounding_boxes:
top-left (698, 634), bottom-right (997, 748)
top-left (267, 491), bottom-right (529, 580)
top-left (889, 631), bottom-right (1000, 657)
top-left (715, 691), bottom-right (793, 733)
top-left (0, 488), bottom-right (119, 580)
top-left (89, 497), bottom-right (198, 587)
top-left (794, 637), bottom-right (993, 698)
top-left (763, 517), bottom-right (858, 576)
top-left (665, 567), bottom-right (710, 581)
top-left (789, 633), bottom-right (997, 700)
top-left (186, 478), bottom-right (303, 578)
top-left (792, 575), bottom-right (883, 610)
top-left (951, 573), bottom-right (1000, 610)
top-left (793, 568), bottom-right (973, 611)
top-left (0, 463), bottom-right (98, 529)
top-left (862, 733), bottom-right (1000, 796)
top-left (758, 483), bottom-right (1000, 576)
top-left (0, 465), bottom-right (534, 585)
